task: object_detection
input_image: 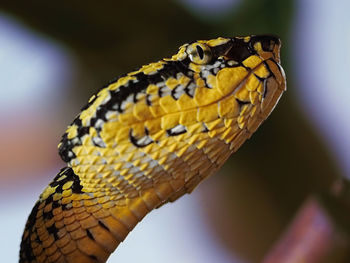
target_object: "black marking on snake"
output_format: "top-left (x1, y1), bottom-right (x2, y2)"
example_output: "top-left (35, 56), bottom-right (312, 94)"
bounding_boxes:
top-left (102, 71), bottom-right (163, 115)
top-left (86, 229), bottom-right (95, 241)
top-left (20, 201), bottom-right (40, 262)
top-left (92, 136), bottom-right (106, 148)
top-left (59, 119), bottom-right (89, 163)
top-left (89, 255), bottom-right (98, 261)
top-left (167, 124), bottom-right (187, 136)
top-left (52, 200), bottom-right (61, 209)
top-left (49, 167), bottom-right (83, 194)
top-left (107, 84), bottom-right (146, 113)
top-left (98, 221), bottom-right (110, 232)
top-left (184, 81), bottom-right (195, 98)
top-left (199, 70), bottom-right (206, 81)
top-left (61, 70), bottom-right (169, 159)
top-left (208, 67), bottom-right (219, 77)
top-left (171, 85), bottom-right (182, 100)
top-left (239, 61), bottom-right (254, 72)
top-left (129, 129), bottom-right (154, 148)
top-left (254, 73), bottom-right (266, 82)
top-left (25, 202), bottom-right (40, 232)
top-left (226, 38), bottom-right (256, 62)
top-left (158, 86), bottom-right (166, 98)
top-left (250, 35), bottom-right (280, 52)
top-left (133, 92), bottom-right (139, 103)
top-left (59, 135), bottom-right (76, 163)
top-left (47, 224), bottom-right (60, 240)
top-left (44, 194), bottom-right (54, 206)
top-left (199, 75), bottom-right (212, 91)
top-left (160, 59), bottom-right (193, 79)
top-left (262, 79), bottom-right (268, 98)
top-left (91, 107), bottom-right (108, 131)
top-left (212, 41), bottom-right (234, 58)
top-left (62, 203), bottom-right (72, 211)
top-left (60, 74), bottom-right (151, 162)
top-left (77, 123), bottom-right (90, 138)
top-left (20, 239), bottom-right (36, 262)
top-left (43, 210), bottom-right (54, 220)
top-left (146, 94), bottom-right (152, 106)
top-left (262, 61), bottom-right (273, 79)
top-left (59, 60), bottom-right (194, 162)
top-left (34, 234), bottom-right (41, 245)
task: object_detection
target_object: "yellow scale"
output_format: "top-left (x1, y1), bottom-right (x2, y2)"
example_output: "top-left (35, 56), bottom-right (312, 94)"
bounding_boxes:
top-left (20, 35), bottom-right (286, 263)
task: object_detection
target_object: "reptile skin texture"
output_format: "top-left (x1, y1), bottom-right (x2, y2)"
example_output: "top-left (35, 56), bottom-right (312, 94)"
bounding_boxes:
top-left (19, 35), bottom-right (286, 263)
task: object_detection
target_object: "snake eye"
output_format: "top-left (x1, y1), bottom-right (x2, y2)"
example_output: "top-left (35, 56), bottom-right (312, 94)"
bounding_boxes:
top-left (187, 43), bottom-right (212, 64)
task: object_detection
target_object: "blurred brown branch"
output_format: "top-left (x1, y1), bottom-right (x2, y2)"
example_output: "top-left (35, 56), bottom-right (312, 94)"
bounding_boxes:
top-left (263, 191), bottom-right (350, 263)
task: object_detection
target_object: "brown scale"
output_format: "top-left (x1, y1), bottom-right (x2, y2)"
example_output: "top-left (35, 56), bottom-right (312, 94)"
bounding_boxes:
top-left (20, 35), bottom-right (286, 263)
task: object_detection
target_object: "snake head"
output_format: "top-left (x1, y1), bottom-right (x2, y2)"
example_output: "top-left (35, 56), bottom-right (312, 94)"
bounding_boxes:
top-left (167, 35), bottom-right (286, 138)
top-left (58, 35), bottom-right (286, 180)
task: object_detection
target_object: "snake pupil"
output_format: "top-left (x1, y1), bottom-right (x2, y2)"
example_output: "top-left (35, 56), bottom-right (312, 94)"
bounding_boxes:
top-left (196, 45), bottom-right (204, 59)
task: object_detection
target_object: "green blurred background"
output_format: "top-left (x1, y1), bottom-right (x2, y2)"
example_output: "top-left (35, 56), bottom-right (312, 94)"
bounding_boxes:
top-left (0, 0), bottom-right (348, 262)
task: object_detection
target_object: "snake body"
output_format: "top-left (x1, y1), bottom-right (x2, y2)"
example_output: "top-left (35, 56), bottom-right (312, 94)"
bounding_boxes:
top-left (20, 35), bottom-right (286, 263)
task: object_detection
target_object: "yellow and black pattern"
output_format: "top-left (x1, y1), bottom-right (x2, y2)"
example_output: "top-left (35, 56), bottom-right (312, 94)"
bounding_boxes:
top-left (20, 35), bottom-right (286, 263)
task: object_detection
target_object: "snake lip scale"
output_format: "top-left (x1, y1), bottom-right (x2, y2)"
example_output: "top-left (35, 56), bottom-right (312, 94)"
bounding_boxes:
top-left (20, 35), bottom-right (286, 263)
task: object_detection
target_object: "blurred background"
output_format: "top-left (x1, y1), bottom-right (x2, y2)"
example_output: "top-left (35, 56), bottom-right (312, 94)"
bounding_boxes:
top-left (0, 0), bottom-right (349, 262)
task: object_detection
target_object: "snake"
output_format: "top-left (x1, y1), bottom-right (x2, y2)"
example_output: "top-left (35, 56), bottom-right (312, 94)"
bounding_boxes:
top-left (19, 35), bottom-right (286, 263)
